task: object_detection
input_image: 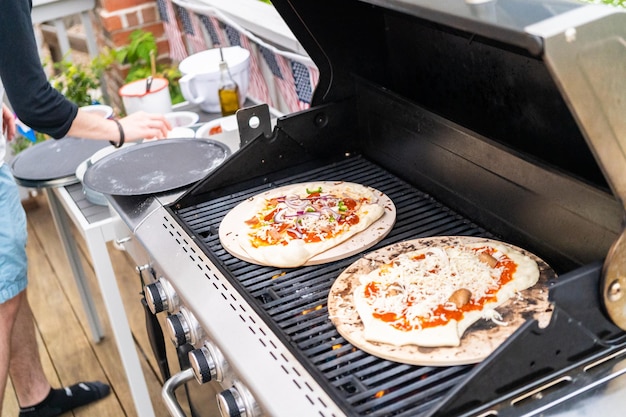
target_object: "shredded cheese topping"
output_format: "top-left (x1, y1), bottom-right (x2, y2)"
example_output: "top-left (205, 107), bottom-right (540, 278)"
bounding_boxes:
top-left (361, 245), bottom-right (516, 331)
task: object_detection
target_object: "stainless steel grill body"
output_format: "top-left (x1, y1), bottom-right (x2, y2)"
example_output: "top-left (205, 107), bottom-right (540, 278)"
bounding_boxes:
top-left (119, 149), bottom-right (626, 416)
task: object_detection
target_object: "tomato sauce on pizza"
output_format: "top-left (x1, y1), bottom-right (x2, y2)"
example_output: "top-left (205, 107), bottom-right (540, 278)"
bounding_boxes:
top-left (366, 247), bottom-right (517, 331)
top-left (244, 187), bottom-right (372, 248)
top-left (353, 241), bottom-right (539, 347)
top-left (229, 182), bottom-right (388, 268)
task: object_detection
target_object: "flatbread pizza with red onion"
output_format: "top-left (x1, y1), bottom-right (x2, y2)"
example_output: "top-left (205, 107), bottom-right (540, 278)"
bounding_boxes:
top-left (220, 182), bottom-right (394, 268)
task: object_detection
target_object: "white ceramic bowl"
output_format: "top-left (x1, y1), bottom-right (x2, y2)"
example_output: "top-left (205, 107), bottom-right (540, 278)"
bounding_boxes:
top-left (77, 143), bottom-right (137, 205)
top-left (76, 158), bottom-right (109, 206)
top-left (165, 111), bottom-right (199, 127)
top-left (195, 115), bottom-right (238, 139)
top-left (80, 104), bottom-right (114, 119)
top-left (179, 47), bottom-right (250, 113)
top-left (89, 143), bottom-right (134, 164)
top-left (167, 127), bottom-right (196, 139)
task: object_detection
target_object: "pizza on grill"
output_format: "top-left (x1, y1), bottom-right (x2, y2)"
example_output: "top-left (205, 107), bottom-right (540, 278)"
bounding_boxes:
top-left (352, 240), bottom-right (540, 348)
top-left (222, 182), bottom-right (390, 268)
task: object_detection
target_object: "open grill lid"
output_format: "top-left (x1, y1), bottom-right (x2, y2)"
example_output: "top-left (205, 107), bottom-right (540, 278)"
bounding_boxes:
top-left (170, 0), bottom-right (626, 351)
top-left (267, 0), bottom-right (626, 208)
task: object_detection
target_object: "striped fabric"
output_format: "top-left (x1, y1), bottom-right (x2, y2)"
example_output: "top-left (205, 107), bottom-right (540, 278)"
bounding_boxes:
top-left (198, 14), bottom-right (228, 47)
top-left (157, 0), bottom-right (188, 62)
top-left (240, 34), bottom-right (273, 107)
top-left (274, 52), bottom-right (303, 112)
top-left (177, 6), bottom-right (208, 53)
top-left (260, 46), bottom-right (316, 112)
top-left (308, 66), bottom-right (320, 95)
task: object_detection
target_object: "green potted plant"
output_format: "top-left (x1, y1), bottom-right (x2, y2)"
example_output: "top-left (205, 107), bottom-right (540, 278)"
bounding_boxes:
top-left (49, 54), bottom-right (110, 106)
top-left (10, 54), bottom-right (108, 155)
top-left (112, 30), bottom-right (183, 106)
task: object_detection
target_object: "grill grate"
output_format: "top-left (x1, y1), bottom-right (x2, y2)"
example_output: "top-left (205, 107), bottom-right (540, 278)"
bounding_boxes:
top-left (175, 156), bottom-right (493, 416)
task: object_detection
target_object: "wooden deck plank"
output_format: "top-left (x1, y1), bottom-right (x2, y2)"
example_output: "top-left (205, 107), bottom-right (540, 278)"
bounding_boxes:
top-left (2, 193), bottom-right (175, 417)
top-left (24, 212), bottom-right (125, 417)
top-left (26, 193), bottom-right (135, 416)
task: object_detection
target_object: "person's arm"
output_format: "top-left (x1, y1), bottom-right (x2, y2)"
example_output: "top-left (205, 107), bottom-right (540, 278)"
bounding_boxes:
top-left (2, 103), bottom-right (16, 141)
top-left (0, 0), bottom-right (170, 141)
top-left (68, 110), bottom-right (171, 143)
top-left (0, 0), bottom-right (76, 138)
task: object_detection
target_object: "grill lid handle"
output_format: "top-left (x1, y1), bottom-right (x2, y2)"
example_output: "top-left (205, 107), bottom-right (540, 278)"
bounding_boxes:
top-left (602, 230), bottom-right (626, 330)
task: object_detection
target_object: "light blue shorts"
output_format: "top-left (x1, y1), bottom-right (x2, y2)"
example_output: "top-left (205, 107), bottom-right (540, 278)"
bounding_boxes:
top-left (0, 163), bottom-right (28, 303)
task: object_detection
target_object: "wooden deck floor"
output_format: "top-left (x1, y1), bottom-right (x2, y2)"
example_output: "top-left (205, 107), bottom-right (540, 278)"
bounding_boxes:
top-left (2, 192), bottom-right (179, 416)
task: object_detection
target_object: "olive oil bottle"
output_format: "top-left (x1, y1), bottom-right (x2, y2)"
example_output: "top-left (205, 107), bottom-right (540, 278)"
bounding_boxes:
top-left (218, 48), bottom-right (241, 116)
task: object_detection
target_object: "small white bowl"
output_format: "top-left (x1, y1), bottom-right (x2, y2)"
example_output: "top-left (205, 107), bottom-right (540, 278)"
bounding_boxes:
top-left (80, 104), bottom-right (114, 119)
top-left (89, 142), bottom-right (134, 164)
top-left (195, 115), bottom-right (238, 139)
top-left (165, 111), bottom-right (200, 128)
top-left (167, 127), bottom-right (196, 139)
top-left (76, 158), bottom-right (108, 206)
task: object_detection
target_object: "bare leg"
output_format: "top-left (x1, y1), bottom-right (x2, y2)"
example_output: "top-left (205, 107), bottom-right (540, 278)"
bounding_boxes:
top-left (7, 290), bottom-right (51, 408)
top-left (0, 291), bottom-right (22, 410)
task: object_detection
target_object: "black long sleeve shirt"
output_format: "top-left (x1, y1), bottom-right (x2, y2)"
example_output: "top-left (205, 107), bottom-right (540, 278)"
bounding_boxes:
top-left (0, 0), bottom-right (77, 139)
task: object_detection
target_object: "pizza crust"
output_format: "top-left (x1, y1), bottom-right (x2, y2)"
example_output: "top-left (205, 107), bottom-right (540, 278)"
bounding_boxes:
top-left (355, 291), bottom-right (463, 346)
top-left (230, 182), bottom-right (387, 268)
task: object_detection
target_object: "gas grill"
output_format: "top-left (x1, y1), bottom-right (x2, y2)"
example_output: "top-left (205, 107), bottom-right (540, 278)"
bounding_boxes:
top-left (106, 1), bottom-right (626, 416)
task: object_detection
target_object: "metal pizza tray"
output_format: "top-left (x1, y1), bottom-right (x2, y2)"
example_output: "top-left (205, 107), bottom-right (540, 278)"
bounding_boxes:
top-left (82, 138), bottom-right (231, 196)
top-left (10, 137), bottom-right (110, 188)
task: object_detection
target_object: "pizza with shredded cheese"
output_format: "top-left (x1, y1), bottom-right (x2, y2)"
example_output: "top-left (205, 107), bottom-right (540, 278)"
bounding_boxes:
top-left (229, 182), bottom-right (388, 268)
top-left (352, 240), bottom-right (540, 348)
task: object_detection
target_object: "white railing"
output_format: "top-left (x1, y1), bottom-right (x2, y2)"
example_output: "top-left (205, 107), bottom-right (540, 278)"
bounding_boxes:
top-left (31, 0), bottom-right (99, 59)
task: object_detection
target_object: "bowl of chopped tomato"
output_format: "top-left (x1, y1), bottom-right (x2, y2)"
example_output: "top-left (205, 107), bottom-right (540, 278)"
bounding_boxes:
top-left (195, 115), bottom-right (238, 139)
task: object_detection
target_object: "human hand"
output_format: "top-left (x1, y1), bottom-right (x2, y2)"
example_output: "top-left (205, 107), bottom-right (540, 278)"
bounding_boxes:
top-left (2, 104), bottom-right (16, 141)
top-left (118, 111), bottom-right (172, 142)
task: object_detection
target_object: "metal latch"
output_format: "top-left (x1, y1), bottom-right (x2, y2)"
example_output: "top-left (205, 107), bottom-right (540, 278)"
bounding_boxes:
top-left (236, 104), bottom-right (272, 147)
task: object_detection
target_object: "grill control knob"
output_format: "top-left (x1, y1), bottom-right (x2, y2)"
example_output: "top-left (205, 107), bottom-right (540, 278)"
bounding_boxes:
top-left (165, 307), bottom-right (204, 347)
top-left (144, 278), bottom-right (178, 314)
top-left (217, 389), bottom-right (243, 417)
top-left (188, 341), bottom-right (230, 384)
top-left (217, 382), bottom-right (261, 417)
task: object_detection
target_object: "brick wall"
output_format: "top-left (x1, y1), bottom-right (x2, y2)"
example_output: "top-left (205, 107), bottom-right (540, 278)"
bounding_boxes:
top-left (93, 0), bottom-right (171, 110)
